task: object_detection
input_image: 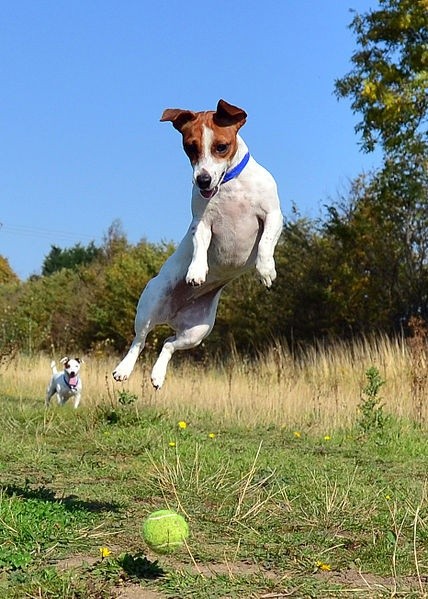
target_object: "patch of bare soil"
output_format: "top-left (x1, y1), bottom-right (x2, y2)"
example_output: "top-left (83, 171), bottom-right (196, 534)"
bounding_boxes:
top-left (114, 584), bottom-right (165, 599)
top-left (55, 554), bottom-right (99, 570)
top-left (165, 556), bottom-right (277, 579)
top-left (316, 568), bottom-right (428, 593)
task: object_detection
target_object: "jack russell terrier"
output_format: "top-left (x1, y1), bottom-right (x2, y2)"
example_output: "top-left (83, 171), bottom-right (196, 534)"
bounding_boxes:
top-left (46, 357), bottom-right (83, 408)
top-left (113, 99), bottom-right (283, 389)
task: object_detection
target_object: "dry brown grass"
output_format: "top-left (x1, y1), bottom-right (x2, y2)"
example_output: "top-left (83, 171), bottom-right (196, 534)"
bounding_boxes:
top-left (1, 334), bottom-right (425, 429)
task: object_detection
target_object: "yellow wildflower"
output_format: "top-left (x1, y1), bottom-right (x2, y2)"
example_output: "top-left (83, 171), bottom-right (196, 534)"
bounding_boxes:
top-left (178, 420), bottom-right (187, 429)
top-left (208, 432), bottom-right (216, 439)
top-left (293, 431), bottom-right (301, 438)
top-left (316, 560), bottom-right (331, 571)
top-left (169, 441), bottom-right (176, 447)
top-left (324, 435), bottom-right (331, 441)
top-left (99, 547), bottom-right (111, 559)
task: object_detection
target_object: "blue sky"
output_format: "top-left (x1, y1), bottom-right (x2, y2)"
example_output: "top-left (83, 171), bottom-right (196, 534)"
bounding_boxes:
top-left (1, 0), bottom-right (381, 280)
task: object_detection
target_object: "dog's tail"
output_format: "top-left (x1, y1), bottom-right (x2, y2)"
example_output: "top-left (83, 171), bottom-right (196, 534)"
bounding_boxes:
top-left (50, 360), bottom-right (58, 375)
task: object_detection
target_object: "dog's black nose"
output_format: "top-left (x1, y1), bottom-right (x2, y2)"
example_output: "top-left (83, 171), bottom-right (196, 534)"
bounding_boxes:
top-left (196, 172), bottom-right (212, 189)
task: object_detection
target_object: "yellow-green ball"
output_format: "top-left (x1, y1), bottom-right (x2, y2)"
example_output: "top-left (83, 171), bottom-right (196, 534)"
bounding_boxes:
top-left (142, 509), bottom-right (189, 554)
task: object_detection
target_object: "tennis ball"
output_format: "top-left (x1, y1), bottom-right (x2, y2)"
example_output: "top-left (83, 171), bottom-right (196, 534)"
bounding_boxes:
top-left (142, 509), bottom-right (189, 554)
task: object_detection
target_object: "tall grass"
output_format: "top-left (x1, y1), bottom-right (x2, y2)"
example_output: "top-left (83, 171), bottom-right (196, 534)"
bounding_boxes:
top-left (1, 334), bottom-right (425, 429)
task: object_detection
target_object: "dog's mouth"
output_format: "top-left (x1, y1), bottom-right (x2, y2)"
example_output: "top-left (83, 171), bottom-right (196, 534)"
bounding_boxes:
top-left (68, 375), bottom-right (79, 387)
top-left (199, 186), bottom-right (219, 200)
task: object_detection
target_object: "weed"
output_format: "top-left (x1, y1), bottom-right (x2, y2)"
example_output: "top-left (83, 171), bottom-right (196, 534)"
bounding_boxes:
top-left (117, 389), bottom-right (138, 406)
top-left (357, 366), bottom-right (388, 436)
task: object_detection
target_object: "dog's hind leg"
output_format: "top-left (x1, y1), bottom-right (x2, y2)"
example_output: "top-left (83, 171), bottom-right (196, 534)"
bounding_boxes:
top-left (45, 387), bottom-right (54, 407)
top-left (150, 325), bottom-right (208, 389)
top-left (112, 285), bottom-right (157, 381)
top-left (113, 271), bottom-right (186, 382)
top-left (150, 288), bottom-right (222, 389)
top-left (113, 327), bottom-right (150, 382)
top-left (46, 363), bottom-right (57, 407)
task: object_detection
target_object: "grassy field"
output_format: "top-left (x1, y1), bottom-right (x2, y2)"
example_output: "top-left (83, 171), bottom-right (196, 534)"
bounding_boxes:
top-left (1, 339), bottom-right (428, 598)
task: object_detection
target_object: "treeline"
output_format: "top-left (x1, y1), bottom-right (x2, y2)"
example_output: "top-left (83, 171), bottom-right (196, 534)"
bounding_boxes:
top-left (1, 167), bottom-right (426, 359)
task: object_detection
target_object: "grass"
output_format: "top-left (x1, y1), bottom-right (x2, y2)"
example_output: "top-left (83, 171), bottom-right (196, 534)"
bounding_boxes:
top-left (2, 333), bottom-right (426, 429)
top-left (0, 339), bottom-right (428, 598)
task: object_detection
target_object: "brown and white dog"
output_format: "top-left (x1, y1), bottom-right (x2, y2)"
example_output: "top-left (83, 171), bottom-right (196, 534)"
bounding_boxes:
top-left (113, 99), bottom-right (283, 389)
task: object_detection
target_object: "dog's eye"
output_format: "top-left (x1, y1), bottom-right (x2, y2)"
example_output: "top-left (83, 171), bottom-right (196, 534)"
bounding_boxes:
top-left (216, 143), bottom-right (229, 154)
top-left (184, 142), bottom-right (198, 157)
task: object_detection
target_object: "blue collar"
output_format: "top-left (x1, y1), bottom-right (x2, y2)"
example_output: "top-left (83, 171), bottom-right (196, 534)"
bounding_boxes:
top-left (222, 152), bottom-right (250, 184)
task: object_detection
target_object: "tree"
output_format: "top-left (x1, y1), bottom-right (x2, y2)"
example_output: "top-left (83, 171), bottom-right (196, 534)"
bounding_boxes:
top-left (81, 239), bottom-right (174, 352)
top-left (215, 218), bottom-right (341, 350)
top-left (335, 0), bottom-right (428, 319)
top-left (324, 175), bottom-right (408, 332)
top-left (42, 242), bottom-right (101, 275)
top-left (0, 256), bottom-right (19, 284)
top-left (335, 0), bottom-right (427, 157)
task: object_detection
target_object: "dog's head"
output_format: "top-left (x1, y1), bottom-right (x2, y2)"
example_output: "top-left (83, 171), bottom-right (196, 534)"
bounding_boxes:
top-left (60, 357), bottom-right (82, 384)
top-left (160, 99), bottom-right (247, 200)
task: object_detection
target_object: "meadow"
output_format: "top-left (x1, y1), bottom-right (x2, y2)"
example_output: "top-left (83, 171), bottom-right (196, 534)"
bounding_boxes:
top-left (1, 336), bottom-right (428, 598)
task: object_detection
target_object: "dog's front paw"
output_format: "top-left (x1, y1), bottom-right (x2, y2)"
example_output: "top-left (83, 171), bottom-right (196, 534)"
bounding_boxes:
top-left (256, 257), bottom-right (277, 288)
top-left (185, 263), bottom-right (208, 286)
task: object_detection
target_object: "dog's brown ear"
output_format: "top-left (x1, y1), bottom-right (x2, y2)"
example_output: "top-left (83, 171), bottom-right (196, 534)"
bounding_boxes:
top-left (160, 109), bottom-right (197, 132)
top-left (214, 100), bottom-right (247, 129)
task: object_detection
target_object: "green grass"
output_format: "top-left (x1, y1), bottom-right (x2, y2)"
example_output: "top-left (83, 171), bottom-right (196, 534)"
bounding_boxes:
top-left (1, 392), bottom-right (428, 598)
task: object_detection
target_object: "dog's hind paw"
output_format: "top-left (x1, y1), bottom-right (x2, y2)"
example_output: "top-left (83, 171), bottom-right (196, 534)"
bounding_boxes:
top-left (150, 374), bottom-right (164, 390)
top-left (112, 369), bottom-right (128, 382)
top-left (150, 365), bottom-right (166, 390)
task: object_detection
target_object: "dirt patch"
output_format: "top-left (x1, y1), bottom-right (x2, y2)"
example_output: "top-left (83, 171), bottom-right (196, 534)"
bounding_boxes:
top-left (316, 568), bottom-right (428, 593)
top-left (114, 584), bottom-right (165, 599)
top-left (55, 554), bottom-right (99, 570)
top-left (169, 559), bottom-right (277, 579)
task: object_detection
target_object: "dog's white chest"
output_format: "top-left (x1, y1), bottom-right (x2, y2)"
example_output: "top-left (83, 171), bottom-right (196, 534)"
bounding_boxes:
top-left (208, 199), bottom-right (261, 268)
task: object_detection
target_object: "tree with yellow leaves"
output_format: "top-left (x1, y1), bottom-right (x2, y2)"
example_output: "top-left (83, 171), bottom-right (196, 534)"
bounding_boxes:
top-left (335, 0), bottom-right (428, 322)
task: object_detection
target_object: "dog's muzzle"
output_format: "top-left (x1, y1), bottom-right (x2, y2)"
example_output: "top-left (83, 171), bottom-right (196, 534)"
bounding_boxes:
top-left (196, 171), bottom-right (219, 200)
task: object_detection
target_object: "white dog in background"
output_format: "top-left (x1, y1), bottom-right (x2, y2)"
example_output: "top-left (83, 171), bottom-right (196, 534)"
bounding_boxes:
top-left (46, 357), bottom-right (83, 409)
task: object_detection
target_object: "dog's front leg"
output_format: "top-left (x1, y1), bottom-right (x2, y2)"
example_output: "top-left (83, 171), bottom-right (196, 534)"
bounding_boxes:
top-left (186, 219), bottom-right (212, 286)
top-left (256, 207), bottom-right (283, 288)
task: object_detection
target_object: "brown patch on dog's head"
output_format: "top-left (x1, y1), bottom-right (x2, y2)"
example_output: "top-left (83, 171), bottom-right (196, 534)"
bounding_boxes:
top-left (160, 100), bottom-right (247, 166)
